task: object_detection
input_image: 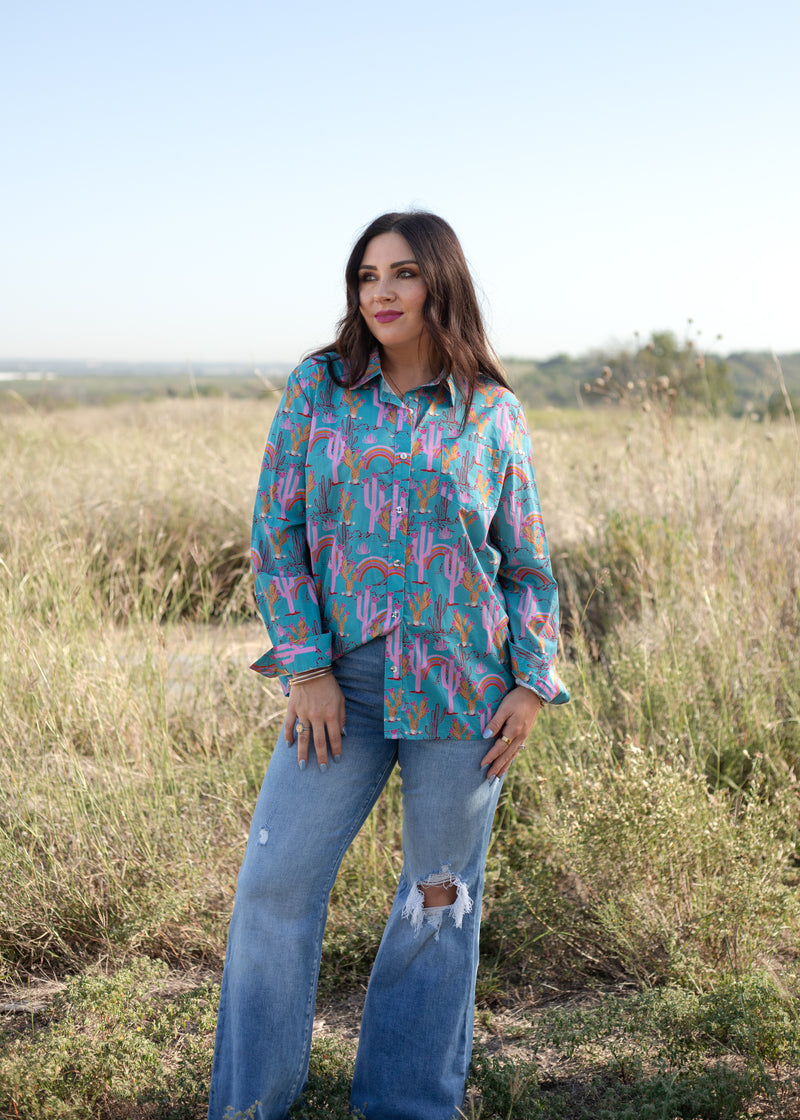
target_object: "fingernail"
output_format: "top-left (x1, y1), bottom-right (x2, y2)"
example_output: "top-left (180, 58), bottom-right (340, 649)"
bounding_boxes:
top-left (320, 763), bottom-right (328, 773)
top-left (298, 759), bottom-right (307, 771)
top-left (341, 726), bottom-right (347, 737)
top-left (333, 754), bottom-right (342, 764)
top-left (483, 728), bottom-right (495, 739)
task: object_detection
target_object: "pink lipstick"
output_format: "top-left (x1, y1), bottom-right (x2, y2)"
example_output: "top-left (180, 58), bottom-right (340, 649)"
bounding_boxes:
top-left (375, 311), bottom-right (403, 323)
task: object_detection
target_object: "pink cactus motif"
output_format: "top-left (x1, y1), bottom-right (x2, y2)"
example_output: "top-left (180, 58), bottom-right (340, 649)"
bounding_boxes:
top-left (356, 588), bottom-right (380, 643)
top-left (409, 636), bottom-right (430, 692)
top-left (440, 660), bottom-right (463, 710)
top-left (329, 538), bottom-right (344, 592)
top-left (502, 495), bottom-right (523, 548)
top-left (411, 525), bottom-right (435, 583)
top-left (364, 476), bottom-right (389, 533)
top-left (481, 599), bottom-right (505, 654)
top-left (276, 467), bottom-right (300, 519)
top-left (520, 587), bottom-right (538, 634)
top-left (276, 573), bottom-right (297, 612)
top-left (372, 386), bottom-right (391, 427)
top-left (417, 424), bottom-right (442, 470)
top-left (326, 430), bottom-right (346, 482)
top-left (443, 547), bottom-right (466, 604)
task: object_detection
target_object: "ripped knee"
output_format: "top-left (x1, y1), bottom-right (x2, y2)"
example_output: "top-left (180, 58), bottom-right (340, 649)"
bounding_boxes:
top-left (401, 867), bottom-right (473, 939)
top-left (421, 882), bottom-right (458, 907)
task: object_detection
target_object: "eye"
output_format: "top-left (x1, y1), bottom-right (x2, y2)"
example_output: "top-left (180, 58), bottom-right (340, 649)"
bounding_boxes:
top-left (358, 270), bottom-right (376, 283)
top-left (397, 268), bottom-right (417, 279)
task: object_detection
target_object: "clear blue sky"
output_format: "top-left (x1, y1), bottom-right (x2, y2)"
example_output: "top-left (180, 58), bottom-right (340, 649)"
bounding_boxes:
top-left (2, 0), bottom-right (798, 363)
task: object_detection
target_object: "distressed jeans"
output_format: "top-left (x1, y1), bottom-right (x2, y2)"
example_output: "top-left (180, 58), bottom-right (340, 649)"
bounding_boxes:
top-left (207, 637), bottom-right (504, 1120)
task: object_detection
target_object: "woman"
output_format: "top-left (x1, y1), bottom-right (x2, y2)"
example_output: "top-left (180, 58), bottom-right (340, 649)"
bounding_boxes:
top-left (208, 211), bottom-right (569, 1120)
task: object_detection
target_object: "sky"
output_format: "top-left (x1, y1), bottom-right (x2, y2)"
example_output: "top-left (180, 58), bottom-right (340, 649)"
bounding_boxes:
top-left (2, 0), bottom-right (798, 364)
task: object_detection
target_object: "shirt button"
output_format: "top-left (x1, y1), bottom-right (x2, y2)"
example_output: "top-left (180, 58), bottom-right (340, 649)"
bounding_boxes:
top-left (392, 558), bottom-right (402, 567)
top-left (396, 506), bottom-right (404, 514)
top-left (398, 452), bottom-right (408, 460)
top-left (392, 610), bottom-right (400, 620)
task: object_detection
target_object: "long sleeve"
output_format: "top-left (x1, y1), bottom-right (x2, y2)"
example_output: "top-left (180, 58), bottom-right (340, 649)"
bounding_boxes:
top-left (250, 364), bottom-right (332, 680)
top-left (490, 406), bottom-right (569, 704)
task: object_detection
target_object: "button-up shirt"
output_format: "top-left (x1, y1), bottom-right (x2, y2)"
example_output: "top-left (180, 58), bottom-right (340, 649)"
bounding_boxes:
top-left (251, 351), bottom-right (569, 738)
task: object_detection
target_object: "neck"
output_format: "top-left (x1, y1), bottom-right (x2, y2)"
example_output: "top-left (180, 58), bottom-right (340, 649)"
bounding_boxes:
top-left (379, 340), bottom-right (439, 395)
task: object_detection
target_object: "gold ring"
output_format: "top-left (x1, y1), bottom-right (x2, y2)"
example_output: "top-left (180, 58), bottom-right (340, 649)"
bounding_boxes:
top-left (501, 735), bottom-right (512, 745)
top-left (296, 722), bottom-right (306, 733)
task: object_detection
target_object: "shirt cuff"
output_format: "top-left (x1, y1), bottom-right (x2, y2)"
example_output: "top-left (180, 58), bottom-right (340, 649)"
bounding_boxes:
top-left (509, 640), bottom-right (570, 704)
top-left (250, 631), bottom-right (332, 680)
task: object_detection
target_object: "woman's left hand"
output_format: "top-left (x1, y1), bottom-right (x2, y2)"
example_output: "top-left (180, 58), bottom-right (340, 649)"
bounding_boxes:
top-left (481, 687), bottom-right (545, 780)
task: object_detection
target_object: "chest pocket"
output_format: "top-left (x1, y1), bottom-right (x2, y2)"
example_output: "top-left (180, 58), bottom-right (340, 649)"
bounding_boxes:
top-left (441, 429), bottom-right (506, 514)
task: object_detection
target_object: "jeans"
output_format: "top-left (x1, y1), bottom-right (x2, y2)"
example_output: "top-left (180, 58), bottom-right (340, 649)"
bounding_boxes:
top-left (208, 637), bottom-right (504, 1120)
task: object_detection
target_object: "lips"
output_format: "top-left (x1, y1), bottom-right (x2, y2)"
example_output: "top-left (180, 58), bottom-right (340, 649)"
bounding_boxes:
top-left (375, 311), bottom-right (403, 323)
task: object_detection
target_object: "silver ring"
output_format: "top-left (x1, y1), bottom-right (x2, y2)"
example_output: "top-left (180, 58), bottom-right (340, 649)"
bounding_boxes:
top-left (296, 722), bottom-right (306, 733)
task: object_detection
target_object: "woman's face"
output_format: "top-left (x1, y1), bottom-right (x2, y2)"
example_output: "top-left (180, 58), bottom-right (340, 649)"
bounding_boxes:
top-left (358, 231), bottom-right (429, 352)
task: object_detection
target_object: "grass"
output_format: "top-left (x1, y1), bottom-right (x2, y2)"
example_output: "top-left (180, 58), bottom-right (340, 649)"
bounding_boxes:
top-left (1, 394), bottom-right (798, 1117)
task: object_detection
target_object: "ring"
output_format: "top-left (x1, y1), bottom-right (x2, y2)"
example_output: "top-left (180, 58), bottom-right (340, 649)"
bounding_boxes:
top-left (501, 735), bottom-right (512, 745)
top-left (296, 722), bottom-right (306, 733)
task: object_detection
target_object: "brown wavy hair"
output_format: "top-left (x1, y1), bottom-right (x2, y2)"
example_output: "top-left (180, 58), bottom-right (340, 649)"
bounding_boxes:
top-left (312, 211), bottom-right (510, 422)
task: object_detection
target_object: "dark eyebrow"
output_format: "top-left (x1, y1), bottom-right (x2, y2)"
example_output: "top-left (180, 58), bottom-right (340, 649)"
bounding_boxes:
top-left (358, 259), bottom-right (418, 270)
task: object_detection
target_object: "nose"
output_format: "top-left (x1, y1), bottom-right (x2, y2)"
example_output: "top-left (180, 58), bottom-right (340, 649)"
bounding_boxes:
top-left (374, 275), bottom-right (395, 302)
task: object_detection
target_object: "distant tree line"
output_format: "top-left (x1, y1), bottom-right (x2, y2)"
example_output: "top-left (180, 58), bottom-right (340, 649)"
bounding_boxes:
top-left (505, 331), bottom-right (800, 419)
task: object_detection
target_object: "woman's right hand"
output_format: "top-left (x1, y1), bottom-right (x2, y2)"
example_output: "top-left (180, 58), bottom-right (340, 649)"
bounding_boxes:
top-left (283, 673), bottom-right (346, 770)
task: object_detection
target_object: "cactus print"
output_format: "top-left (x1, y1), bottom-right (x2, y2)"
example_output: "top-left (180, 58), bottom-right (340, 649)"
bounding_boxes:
top-left (251, 352), bottom-right (569, 739)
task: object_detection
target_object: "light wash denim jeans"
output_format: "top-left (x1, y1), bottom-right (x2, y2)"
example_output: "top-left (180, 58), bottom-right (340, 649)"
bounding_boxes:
top-left (208, 637), bottom-right (505, 1120)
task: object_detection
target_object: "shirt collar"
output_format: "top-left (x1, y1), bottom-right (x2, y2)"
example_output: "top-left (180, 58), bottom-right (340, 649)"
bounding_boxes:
top-left (350, 350), bottom-right (462, 416)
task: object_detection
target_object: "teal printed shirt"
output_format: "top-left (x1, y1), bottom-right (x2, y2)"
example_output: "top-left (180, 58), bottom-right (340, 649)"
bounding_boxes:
top-left (251, 351), bottom-right (569, 739)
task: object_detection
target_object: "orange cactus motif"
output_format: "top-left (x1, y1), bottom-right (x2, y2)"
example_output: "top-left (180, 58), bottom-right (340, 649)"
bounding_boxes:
top-left (340, 490), bottom-right (356, 524)
top-left (475, 382), bottom-right (498, 405)
top-left (452, 611), bottom-right (474, 646)
top-left (458, 677), bottom-right (478, 715)
top-left (284, 380), bottom-right (303, 408)
top-left (473, 472), bottom-right (492, 505)
top-left (331, 601), bottom-right (348, 635)
top-left (340, 559), bottom-right (357, 595)
top-left (461, 569), bottom-right (486, 606)
top-left (449, 719), bottom-right (472, 740)
top-left (410, 588), bottom-right (431, 625)
top-left (290, 422), bottom-right (310, 455)
top-left (343, 389), bottom-right (363, 419)
top-left (343, 448), bottom-right (362, 483)
top-left (418, 476), bottom-right (439, 511)
top-left (385, 688), bottom-right (402, 721)
top-left (522, 520), bottom-right (546, 558)
top-left (441, 445), bottom-right (460, 473)
top-left (379, 507), bottom-right (408, 536)
top-left (261, 482), bottom-right (278, 515)
top-left (409, 698), bottom-right (428, 734)
top-left (287, 618), bottom-right (309, 644)
top-left (265, 582), bottom-right (279, 620)
top-left (270, 527), bottom-right (288, 557)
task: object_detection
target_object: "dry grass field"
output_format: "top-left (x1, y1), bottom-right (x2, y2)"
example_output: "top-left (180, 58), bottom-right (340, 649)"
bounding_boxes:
top-left (1, 392), bottom-right (798, 1118)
